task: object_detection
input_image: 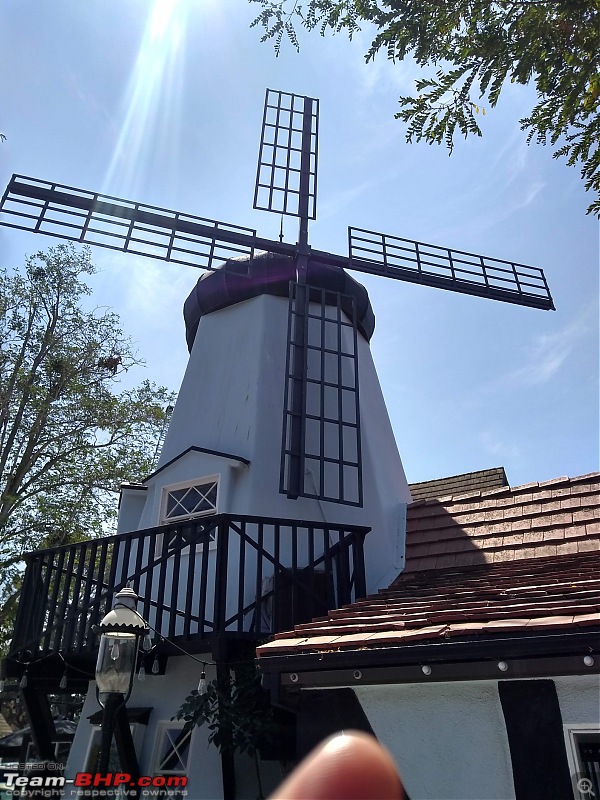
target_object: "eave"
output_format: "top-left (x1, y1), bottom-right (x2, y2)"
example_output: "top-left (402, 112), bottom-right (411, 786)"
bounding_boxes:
top-left (259, 628), bottom-right (600, 701)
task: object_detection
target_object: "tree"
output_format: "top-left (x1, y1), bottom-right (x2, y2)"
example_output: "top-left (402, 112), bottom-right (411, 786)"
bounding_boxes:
top-left (250, 0), bottom-right (600, 216)
top-left (0, 243), bottom-right (173, 649)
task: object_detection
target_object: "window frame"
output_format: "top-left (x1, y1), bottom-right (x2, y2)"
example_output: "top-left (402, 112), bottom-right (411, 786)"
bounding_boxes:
top-left (160, 475), bottom-right (220, 525)
top-left (82, 722), bottom-right (144, 774)
top-left (151, 720), bottom-right (194, 777)
top-left (564, 723), bottom-right (600, 800)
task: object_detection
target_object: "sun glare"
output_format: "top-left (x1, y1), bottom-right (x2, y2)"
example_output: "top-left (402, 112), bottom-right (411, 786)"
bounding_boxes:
top-left (103, 0), bottom-right (188, 197)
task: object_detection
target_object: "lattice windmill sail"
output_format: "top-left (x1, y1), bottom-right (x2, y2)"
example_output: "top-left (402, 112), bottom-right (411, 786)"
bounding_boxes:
top-left (0, 88), bottom-right (554, 511)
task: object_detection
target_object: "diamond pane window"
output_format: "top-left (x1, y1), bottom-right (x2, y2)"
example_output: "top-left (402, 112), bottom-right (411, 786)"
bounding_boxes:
top-left (155, 725), bottom-right (192, 773)
top-left (162, 477), bottom-right (218, 522)
top-left (151, 721), bottom-right (193, 799)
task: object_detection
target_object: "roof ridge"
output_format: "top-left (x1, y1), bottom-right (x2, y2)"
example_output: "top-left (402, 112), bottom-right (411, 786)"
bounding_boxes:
top-left (407, 471), bottom-right (600, 509)
top-left (408, 466), bottom-right (506, 487)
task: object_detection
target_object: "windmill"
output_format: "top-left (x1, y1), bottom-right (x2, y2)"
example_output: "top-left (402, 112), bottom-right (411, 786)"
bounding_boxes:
top-left (0, 89), bottom-right (559, 800)
top-left (0, 88), bottom-right (554, 516)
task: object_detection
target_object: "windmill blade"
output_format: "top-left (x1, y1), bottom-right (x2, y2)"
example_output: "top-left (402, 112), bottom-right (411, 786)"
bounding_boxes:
top-left (255, 90), bottom-right (322, 503)
top-left (348, 227), bottom-right (555, 311)
top-left (254, 89), bottom-right (318, 221)
top-left (0, 175), bottom-right (264, 273)
top-left (281, 282), bottom-right (363, 507)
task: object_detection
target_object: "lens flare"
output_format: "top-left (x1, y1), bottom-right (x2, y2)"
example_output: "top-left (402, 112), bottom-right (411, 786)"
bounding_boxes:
top-left (103, 0), bottom-right (187, 196)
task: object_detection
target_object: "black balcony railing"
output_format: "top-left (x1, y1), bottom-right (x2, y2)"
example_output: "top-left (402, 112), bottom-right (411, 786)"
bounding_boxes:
top-left (9, 514), bottom-right (369, 662)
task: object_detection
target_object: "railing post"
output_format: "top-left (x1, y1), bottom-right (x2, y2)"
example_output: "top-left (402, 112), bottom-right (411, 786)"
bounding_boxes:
top-left (307, 524), bottom-right (316, 621)
top-left (291, 524), bottom-right (298, 626)
top-left (336, 532), bottom-right (351, 606)
top-left (11, 555), bottom-right (43, 655)
top-left (323, 528), bottom-right (335, 610)
top-left (197, 522), bottom-right (211, 637)
top-left (65, 542), bottom-right (89, 651)
top-left (254, 522), bottom-right (264, 634)
top-left (214, 518), bottom-right (230, 634)
top-left (77, 540), bottom-right (99, 652)
top-left (236, 520), bottom-right (246, 632)
top-left (352, 530), bottom-right (367, 600)
top-left (42, 548), bottom-right (66, 654)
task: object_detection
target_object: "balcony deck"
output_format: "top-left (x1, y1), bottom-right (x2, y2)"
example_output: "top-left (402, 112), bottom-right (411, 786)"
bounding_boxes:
top-left (3, 513), bottom-right (369, 686)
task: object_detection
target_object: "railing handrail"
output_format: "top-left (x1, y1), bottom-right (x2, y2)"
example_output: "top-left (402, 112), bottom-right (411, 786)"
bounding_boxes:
top-left (21, 512), bottom-right (370, 562)
top-left (11, 518), bottom-right (223, 656)
top-left (10, 513), bottom-right (370, 660)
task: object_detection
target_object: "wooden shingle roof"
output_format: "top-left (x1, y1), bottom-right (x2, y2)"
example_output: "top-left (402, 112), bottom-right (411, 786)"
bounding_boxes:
top-left (403, 472), bottom-right (599, 574)
top-left (257, 473), bottom-right (600, 660)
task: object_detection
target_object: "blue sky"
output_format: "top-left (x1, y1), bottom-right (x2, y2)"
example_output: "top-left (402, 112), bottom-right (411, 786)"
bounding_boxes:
top-left (1, 0), bottom-right (598, 487)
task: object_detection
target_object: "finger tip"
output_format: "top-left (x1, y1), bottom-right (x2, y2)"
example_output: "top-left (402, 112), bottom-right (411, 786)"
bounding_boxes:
top-left (271, 730), bottom-right (404, 800)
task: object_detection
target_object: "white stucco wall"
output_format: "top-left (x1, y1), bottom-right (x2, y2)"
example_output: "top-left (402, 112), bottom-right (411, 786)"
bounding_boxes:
top-left (555, 673), bottom-right (600, 726)
top-left (354, 681), bottom-right (516, 800)
top-left (117, 486), bottom-right (147, 534)
top-left (64, 656), bottom-right (282, 799)
top-left (134, 449), bottom-right (244, 532)
top-left (351, 674), bottom-right (600, 800)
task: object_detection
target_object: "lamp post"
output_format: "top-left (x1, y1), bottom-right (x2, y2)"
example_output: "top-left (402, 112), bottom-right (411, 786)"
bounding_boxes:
top-left (94, 587), bottom-right (148, 775)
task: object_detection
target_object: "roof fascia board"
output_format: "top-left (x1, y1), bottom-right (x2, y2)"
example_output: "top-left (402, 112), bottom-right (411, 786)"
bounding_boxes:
top-left (262, 652), bottom-right (599, 701)
top-left (258, 629), bottom-right (600, 688)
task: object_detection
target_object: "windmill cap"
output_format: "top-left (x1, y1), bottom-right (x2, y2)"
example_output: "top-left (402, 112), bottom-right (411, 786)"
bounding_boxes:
top-left (184, 252), bottom-right (375, 352)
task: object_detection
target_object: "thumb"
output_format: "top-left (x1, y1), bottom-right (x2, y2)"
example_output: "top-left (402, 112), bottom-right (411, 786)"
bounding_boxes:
top-left (269, 730), bottom-right (404, 800)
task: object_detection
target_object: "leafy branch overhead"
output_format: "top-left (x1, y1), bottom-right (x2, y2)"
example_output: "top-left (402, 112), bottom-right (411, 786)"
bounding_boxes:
top-left (250, 0), bottom-right (600, 216)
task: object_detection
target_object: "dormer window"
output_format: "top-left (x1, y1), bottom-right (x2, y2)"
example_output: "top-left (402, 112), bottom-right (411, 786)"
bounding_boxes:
top-left (161, 476), bottom-right (219, 523)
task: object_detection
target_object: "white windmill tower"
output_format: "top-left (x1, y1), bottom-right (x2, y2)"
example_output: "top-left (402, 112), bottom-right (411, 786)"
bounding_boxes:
top-left (125, 242), bottom-right (412, 593)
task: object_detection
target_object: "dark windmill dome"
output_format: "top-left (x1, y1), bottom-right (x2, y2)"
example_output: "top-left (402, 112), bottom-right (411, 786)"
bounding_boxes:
top-left (183, 251), bottom-right (375, 352)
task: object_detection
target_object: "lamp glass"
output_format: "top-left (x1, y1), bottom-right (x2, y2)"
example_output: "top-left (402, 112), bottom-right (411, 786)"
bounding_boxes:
top-left (96, 631), bottom-right (138, 705)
